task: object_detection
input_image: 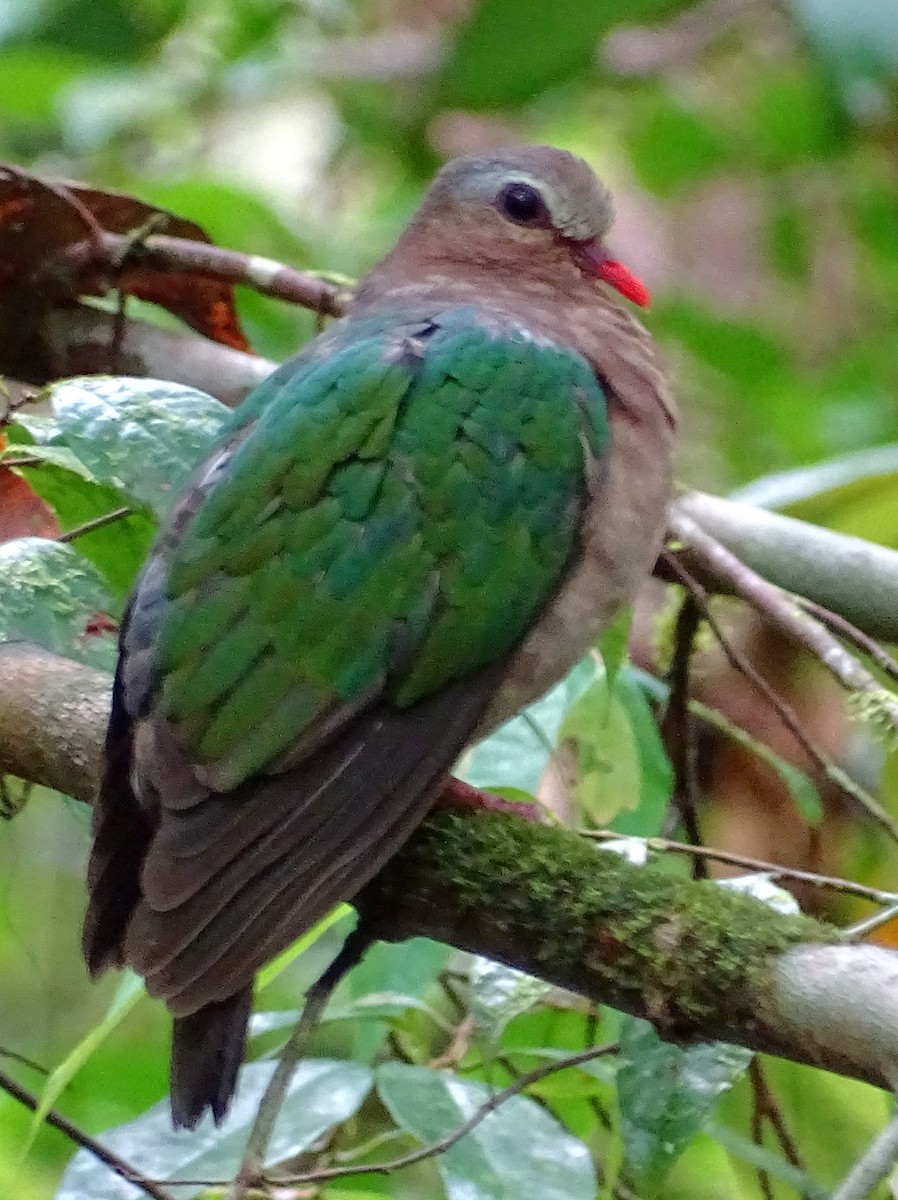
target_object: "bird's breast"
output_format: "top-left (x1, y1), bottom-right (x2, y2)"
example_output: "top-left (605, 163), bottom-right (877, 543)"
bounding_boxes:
top-left (481, 390), bottom-right (674, 731)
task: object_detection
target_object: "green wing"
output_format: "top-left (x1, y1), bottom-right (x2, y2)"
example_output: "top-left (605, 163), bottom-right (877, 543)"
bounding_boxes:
top-left (154, 310), bottom-right (607, 789)
top-left (89, 307), bottom-right (608, 1021)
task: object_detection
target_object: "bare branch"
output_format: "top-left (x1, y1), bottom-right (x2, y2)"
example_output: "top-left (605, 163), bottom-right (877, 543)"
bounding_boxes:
top-left (41, 305), bottom-right (276, 408)
top-left (580, 830), bottom-right (898, 907)
top-left (64, 230), bottom-right (347, 319)
top-left (57, 506), bottom-right (131, 543)
top-left (670, 505), bottom-right (898, 734)
top-left (659, 579), bottom-right (704, 861)
top-left (673, 491), bottom-right (898, 646)
top-left (832, 1107), bottom-right (898, 1200)
top-left (269, 1044), bottom-right (619, 1187)
top-left (0, 1067), bottom-right (176, 1200)
top-left (660, 551), bottom-right (898, 842)
top-left (794, 596), bottom-right (898, 688)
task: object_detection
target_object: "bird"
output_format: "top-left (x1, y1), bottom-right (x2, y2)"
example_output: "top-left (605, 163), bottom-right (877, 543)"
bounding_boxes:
top-left (82, 145), bottom-right (676, 1130)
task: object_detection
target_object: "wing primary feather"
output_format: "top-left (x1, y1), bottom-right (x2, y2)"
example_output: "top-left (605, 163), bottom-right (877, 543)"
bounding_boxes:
top-left (131, 664), bottom-right (504, 1013)
top-left (82, 659), bottom-right (153, 976)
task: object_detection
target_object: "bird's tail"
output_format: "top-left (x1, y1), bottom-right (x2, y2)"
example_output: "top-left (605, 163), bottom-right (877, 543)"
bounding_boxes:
top-left (169, 988), bottom-right (253, 1128)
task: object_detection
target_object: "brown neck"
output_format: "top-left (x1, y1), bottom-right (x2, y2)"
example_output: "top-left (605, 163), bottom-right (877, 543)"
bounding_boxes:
top-left (353, 263), bottom-right (675, 432)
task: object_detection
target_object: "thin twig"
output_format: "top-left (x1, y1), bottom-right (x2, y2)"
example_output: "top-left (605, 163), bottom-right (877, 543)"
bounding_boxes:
top-left (660, 590), bottom-right (705, 868)
top-left (268, 1043), bottom-right (618, 1187)
top-left (107, 214), bottom-right (172, 371)
top-left (795, 596), bottom-right (898, 688)
top-left (0, 1067), bottom-right (175, 1200)
top-left (0, 1046), bottom-right (47, 1074)
top-left (1, 164), bottom-right (106, 263)
top-left (580, 830), bottom-right (898, 907)
top-left (662, 549), bottom-right (898, 843)
top-left (158, 1045), bottom-right (619, 1189)
top-left (1, 455), bottom-right (42, 468)
top-left (229, 929), bottom-right (371, 1199)
top-left (749, 1059), bottom-right (807, 1174)
top-left (689, 696), bottom-right (816, 803)
top-left (832, 1106), bottom-right (898, 1200)
top-left (64, 229), bottom-right (346, 318)
top-left (669, 509), bottom-right (898, 733)
top-left (428, 1015), bottom-right (476, 1071)
top-left (842, 900), bottom-right (898, 942)
top-left (57, 506), bottom-right (132, 543)
top-left (672, 490), bottom-right (898, 647)
top-left (749, 1071), bottom-right (776, 1200)
top-left (229, 981), bottom-right (336, 1199)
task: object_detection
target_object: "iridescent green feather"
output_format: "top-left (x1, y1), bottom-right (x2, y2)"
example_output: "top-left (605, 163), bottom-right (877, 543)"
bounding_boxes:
top-left (153, 308), bottom-right (608, 788)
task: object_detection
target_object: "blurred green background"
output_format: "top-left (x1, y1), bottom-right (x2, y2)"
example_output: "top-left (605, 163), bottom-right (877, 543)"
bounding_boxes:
top-left (2, 0), bottom-right (898, 1197)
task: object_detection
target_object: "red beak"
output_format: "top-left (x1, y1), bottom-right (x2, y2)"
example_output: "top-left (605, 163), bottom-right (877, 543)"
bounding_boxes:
top-left (572, 238), bottom-right (650, 308)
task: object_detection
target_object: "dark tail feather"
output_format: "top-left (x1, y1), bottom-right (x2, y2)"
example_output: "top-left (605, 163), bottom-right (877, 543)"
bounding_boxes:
top-left (170, 988), bottom-right (252, 1128)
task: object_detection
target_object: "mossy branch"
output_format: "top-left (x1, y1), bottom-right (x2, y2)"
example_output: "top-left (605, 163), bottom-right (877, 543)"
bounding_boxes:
top-left (3, 643), bottom-right (898, 1092)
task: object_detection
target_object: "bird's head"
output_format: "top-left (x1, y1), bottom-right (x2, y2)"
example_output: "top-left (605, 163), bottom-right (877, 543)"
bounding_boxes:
top-left (376, 145), bottom-right (649, 308)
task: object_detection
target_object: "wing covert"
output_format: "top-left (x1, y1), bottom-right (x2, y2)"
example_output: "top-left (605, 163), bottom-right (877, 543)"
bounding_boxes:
top-left (145, 312), bottom-right (606, 789)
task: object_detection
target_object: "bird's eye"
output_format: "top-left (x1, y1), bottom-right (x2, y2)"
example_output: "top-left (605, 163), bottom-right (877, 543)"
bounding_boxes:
top-left (497, 181), bottom-right (549, 226)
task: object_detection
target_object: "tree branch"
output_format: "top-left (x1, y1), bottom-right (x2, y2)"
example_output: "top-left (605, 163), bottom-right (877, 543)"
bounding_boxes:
top-left (672, 491), bottom-right (898, 646)
top-left (4, 644), bottom-right (898, 1094)
top-left (64, 230), bottom-right (346, 318)
top-left (0, 1067), bottom-right (176, 1200)
top-left (669, 505), bottom-right (898, 733)
top-left (40, 305), bottom-right (276, 408)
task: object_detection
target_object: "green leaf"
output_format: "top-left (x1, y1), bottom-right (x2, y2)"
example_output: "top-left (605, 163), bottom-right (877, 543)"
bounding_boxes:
top-left (377, 1062), bottom-right (596, 1200)
top-left (436, 0), bottom-right (688, 108)
top-left (436, 0), bottom-right (598, 109)
top-left (462, 658), bottom-right (597, 793)
top-left (612, 668), bottom-right (673, 835)
top-left (767, 203), bottom-right (813, 281)
top-left (47, 376), bottom-right (229, 517)
top-left (709, 1123), bottom-right (828, 1198)
top-left (0, 45), bottom-right (96, 124)
top-left (750, 71), bottom-right (841, 165)
top-left (345, 939), bottom-right (450, 1062)
top-left (323, 1192), bottom-right (386, 1200)
top-left (560, 678), bottom-right (642, 826)
top-left (617, 1017), bottom-right (753, 1186)
top-left (24, 972), bottom-right (145, 1159)
top-left (597, 606), bottom-right (632, 692)
top-left (323, 1193), bottom-right (385, 1200)
top-left (8, 451), bottom-right (155, 599)
top-left (325, 991), bottom-right (453, 1029)
top-left (256, 903), bottom-right (356, 994)
top-left (627, 97), bottom-right (729, 196)
top-left (57, 1059), bottom-right (373, 1200)
top-left (733, 442), bottom-right (898, 511)
top-left (468, 958), bottom-right (551, 1044)
top-left (0, 537), bottom-right (115, 669)
top-left (654, 302), bottom-right (788, 390)
top-left (771, 759), bottom-right (824, 825)
top-left (734, 444), bottom-right (898, 548)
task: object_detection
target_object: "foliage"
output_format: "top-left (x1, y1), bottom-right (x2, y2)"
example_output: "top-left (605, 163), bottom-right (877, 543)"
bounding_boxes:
top-left (2, 1), bottom-right (898, 1199)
